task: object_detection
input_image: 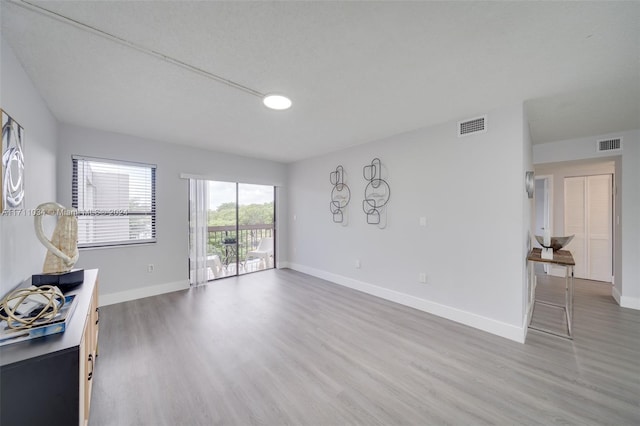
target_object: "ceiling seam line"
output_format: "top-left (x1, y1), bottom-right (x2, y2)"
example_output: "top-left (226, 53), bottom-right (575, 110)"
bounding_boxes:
top-left (9, 0), bottom-right (266, 98)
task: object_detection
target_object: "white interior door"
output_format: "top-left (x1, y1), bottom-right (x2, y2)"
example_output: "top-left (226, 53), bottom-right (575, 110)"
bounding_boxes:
top-left (564, 175), bottom-right (612, 282)
top-left (587, 175), bottom-right (612, 282)
top-left (565, 177), bottom-right (587, 278)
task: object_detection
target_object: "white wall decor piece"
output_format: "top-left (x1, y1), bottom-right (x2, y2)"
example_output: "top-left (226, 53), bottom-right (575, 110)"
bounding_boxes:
top-left (34, 202), bottom-right (79, 274)
top-left (1, 109), bottom-right (25, 212)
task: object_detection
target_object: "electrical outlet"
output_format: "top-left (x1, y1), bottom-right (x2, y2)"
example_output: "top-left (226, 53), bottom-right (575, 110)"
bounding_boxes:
top-left (419, 272), bottom-right (427, 283)
top-left (419, 217), bottom-right (427, 227)
top-left (355, 259), bottom-right (361, 269)
top-left (147, 264), bottom-right (154, 273)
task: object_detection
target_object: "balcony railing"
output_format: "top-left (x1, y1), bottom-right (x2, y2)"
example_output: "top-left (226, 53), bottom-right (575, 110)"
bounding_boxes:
top-left (207, 224), bottom-right (274, 264)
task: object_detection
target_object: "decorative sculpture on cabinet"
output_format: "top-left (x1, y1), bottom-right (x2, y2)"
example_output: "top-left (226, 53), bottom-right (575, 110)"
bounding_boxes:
top-left (34, 202), bottom-right (79, 274)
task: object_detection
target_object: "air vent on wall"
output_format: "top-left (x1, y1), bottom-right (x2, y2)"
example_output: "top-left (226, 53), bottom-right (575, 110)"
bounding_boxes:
top-left (458, 115), bottom-right (487, 137)
top-left (596, 137), bottom-right (622, 152)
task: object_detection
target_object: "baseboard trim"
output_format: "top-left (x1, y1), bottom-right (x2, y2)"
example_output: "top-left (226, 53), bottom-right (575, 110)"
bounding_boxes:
top-left (612, 285), bottom-right (621, 305)
top-left (99, 280), bottom-right (190, 306)
top-left (603, 284), bottom-right (639, 310)
top-left (288, 263), bottom-right (525, 343)
top-left (620, 294), bottom-right (640, 310)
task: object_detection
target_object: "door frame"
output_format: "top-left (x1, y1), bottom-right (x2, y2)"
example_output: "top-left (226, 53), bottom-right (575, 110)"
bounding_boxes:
top-left (535, 175), bottom-right (553, 274)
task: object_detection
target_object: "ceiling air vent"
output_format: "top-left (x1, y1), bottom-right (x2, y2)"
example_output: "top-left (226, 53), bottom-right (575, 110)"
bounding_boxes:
top-left (596, 137), bottom-right (622, 153)
top-left (458, 115), bottom-right (487, 137)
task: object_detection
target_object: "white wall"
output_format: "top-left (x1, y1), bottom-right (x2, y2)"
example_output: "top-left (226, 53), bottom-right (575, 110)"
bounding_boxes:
top-left (57, 123), bottom-right (287, 305)
top-left (0, 38), bottom-right (58, 296)
top-left (288, 103), bottom-right (528, 342)
top-left (534, 130), bottom-right (639, 309)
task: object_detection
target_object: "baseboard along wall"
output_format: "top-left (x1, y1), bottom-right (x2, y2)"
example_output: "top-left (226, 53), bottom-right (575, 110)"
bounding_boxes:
top-left (286, 263), bottom-right (526, 343)
top-left (99, 280), bottom-right (190, 307)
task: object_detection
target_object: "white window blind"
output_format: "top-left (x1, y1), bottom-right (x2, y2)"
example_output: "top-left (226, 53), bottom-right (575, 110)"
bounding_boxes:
top-left (72, 156), bottom-right (156, 248)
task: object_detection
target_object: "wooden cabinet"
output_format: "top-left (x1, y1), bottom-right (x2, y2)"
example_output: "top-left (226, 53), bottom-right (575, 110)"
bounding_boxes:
top-left (80, 277), bottom-right (99, 425)
top-left (0, 269), bottom-right (100, 426)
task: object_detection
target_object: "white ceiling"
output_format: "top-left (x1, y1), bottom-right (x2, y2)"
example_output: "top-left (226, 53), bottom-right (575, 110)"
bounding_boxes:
top-left (1, 1), bottom-right (638, 163)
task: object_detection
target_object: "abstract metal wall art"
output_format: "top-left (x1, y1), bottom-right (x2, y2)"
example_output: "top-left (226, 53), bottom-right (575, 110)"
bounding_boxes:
top-left (329, 165), bottom-right (350, 223)
top-left (362, 158), bottom-right (390, 227)
top-left (1, 109), bottom-right (25, 212)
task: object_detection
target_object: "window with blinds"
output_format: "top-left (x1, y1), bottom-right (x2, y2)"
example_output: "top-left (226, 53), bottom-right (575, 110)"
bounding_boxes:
top-left (72, 156), bottom-right (156, 248)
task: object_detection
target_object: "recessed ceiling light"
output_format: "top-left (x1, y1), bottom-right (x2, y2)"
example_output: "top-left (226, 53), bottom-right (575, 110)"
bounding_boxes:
top-left (263, 94), bottom-right (292, 110)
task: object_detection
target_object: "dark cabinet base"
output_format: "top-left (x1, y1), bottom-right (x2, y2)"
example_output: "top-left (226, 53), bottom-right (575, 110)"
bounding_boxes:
top-left (1, 348), bottom-right (79, 426)
top-left (0, 269), bottom-right (99, 426)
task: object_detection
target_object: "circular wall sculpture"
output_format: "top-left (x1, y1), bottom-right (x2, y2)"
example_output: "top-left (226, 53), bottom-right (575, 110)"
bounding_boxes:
top-left (362, 158), bottom-right (390, 228)
top-left (330, 165), bottom-right (350, 223)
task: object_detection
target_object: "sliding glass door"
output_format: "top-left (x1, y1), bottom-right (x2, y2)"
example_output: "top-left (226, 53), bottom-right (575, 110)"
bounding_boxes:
top-left (189, 179), bottom-right (275, 285)
top-left (238, 183), bottom-right (275, 275)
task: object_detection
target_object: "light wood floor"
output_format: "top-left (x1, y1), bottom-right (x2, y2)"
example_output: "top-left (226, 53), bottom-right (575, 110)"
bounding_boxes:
top-left (90, 269), bottom-right (640, 425)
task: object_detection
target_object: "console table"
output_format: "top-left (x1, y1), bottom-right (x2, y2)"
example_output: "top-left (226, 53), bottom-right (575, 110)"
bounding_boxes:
top-left (0, 269), bottom-right (99, 426)
top-left (527, 248), bottom-right (575, 339)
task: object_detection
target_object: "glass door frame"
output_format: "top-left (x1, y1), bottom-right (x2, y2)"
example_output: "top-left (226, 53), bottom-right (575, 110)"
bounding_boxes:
top-left (192, 181), bottom-right (276, 281)
top-left (235, 184), bottom-right (277, 277)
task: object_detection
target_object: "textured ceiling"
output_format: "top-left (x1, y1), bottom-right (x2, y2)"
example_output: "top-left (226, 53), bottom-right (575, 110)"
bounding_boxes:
top-left (1, 1), bottom-right (638, 162)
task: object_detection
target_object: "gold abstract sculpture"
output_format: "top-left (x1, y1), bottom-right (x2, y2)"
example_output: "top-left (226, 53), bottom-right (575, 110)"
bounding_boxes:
top-left (34, 202), bottom-right (79, 273)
